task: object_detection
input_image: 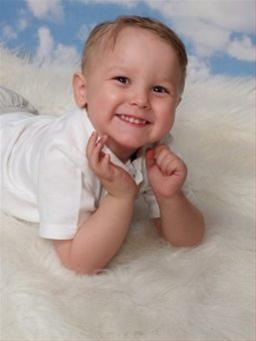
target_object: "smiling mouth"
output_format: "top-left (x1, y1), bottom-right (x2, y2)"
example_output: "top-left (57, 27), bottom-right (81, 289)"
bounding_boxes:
top-left (116, 114), bottom-right (150, 126)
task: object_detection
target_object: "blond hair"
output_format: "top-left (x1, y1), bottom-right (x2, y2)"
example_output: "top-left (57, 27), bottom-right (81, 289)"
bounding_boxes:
top-left (81, 16), bottom-right (188, 92)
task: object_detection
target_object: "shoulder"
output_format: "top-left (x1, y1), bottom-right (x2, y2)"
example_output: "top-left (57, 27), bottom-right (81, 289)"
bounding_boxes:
top-left (43, 108), bottom-right (89, 149)
top-left (39, 108), bottom-right (93, 172)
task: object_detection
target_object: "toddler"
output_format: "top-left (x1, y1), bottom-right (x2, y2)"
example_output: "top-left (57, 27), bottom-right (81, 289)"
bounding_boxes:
top-left (0, 16), bottom-right (205, 274)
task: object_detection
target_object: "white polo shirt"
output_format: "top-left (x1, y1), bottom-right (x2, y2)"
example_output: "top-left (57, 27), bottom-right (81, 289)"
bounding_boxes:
top-left (1, 108), bottom-right (194, 240)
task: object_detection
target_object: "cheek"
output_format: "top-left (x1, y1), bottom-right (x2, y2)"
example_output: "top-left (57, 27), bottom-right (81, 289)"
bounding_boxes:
top-left (162, 113), bottom-right (176, 135)
top-left (156, 102), bottom-right (176, 127)
top-left (105, 91), bottom-right (122, 105)
top-left (162, 115), bottom-right (175, 134)
top-left (89, 86), bottom-right (122, 109)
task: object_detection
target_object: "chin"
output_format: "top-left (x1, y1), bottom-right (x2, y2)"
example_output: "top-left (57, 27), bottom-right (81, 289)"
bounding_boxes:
top-left (107, 136), bottom-right (142, 156)
top-left (118, 138), bottom-right (145, 150)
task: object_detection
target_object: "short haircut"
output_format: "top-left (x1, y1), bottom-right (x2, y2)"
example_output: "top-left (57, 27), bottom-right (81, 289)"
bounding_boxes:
top-left (81, 15), bottom-right (188, 93)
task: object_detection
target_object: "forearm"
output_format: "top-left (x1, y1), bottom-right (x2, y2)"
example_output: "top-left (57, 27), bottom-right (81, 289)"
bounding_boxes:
top-left (155, 191), bottom-right (205, 247)
top-left (56, 194), bottom-right (134, 274)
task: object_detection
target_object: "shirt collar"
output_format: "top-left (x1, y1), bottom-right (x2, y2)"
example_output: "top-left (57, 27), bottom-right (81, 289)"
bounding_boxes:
top-left (79, 108), bottom-right (144, 185)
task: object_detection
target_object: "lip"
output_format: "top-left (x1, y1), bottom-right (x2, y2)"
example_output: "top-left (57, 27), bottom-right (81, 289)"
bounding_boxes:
top-left (115, 113), bottom-right (151, 127)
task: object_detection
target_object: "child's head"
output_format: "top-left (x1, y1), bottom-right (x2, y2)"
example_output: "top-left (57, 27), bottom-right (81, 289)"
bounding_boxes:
top-left (73, 16), bottom-right (188, 161)
top-left (81, 16), bottom-right (187, 93)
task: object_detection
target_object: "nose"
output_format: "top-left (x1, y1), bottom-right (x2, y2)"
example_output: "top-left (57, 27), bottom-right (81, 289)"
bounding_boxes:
top-left (129, 87), bottom-right (150, 109)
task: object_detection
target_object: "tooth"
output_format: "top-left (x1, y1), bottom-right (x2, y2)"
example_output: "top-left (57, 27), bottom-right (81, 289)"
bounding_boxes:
top-left (119, 114), bottom-right (147, 125)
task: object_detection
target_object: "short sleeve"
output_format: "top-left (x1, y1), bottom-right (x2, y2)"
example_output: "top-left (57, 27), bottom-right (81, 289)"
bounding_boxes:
top-left (37, 143), bottom-right (83, 240)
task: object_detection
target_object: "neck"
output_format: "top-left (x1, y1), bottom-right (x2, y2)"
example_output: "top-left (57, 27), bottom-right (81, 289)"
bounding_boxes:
top-left (105, 139), bottom-right (137, 163)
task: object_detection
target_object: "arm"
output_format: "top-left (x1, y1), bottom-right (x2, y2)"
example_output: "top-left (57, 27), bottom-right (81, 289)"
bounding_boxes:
top-left (54, 193), bottom-right (134, 274)
top-left (146, 145), bottom-right (205, 247)
top-left (153, 192), bottom-right (204, 246)
top-left (54, 132), bottom-right (138, 274)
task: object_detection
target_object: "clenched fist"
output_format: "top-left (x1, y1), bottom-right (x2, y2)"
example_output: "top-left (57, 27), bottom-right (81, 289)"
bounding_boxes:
top-left (145, 144), bottom-right (187, 199)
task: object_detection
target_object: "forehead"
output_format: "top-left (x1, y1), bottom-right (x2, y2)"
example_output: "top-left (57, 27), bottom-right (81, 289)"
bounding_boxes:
top-left (94, 28), bottom-right (179, 69)
top-left (105, 27), bottom-right (176, 57)
top-left (91, 28), bottom-right (181, 82)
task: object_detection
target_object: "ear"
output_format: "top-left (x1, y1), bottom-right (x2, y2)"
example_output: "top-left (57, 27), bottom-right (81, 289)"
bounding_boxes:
top-left (73, 72), bottom-right (87, 108)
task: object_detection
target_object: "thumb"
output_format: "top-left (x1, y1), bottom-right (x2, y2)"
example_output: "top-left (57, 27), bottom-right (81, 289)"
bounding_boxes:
top-left (145, 148), bottom-right (155, 168)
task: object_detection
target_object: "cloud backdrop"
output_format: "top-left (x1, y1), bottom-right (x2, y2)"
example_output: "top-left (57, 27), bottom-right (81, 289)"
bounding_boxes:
top-left (1, 0), bottom-right (255, 80)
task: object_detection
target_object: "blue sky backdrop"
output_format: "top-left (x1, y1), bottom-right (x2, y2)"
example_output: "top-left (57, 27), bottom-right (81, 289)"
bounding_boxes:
top-left (1, 0), bottom-right (255, 81)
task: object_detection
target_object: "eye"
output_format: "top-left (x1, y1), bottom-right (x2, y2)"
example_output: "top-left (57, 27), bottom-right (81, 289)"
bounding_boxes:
top-left (113, 76), bottom-right (129, 85)
top-left (153, 85), bottom-right (169, 94)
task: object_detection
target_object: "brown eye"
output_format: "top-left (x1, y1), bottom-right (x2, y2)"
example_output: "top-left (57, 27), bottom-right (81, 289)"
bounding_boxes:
top-left (153, 85), bottom-right (168, 93)
top-left (114, 76), bottom-right (129, 84)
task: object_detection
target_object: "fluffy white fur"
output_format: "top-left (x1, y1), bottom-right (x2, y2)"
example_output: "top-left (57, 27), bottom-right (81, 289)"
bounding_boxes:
top-left (1, 47), bottom-right (255, 341)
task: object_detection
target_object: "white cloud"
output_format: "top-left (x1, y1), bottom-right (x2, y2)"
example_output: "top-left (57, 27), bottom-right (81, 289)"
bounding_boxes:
top-left (227, 36), bottom-right (256, 62)
top-left (75, 0), bottom-right (137, 7)
top-left (53, 44), bottom-right (80, 65)
top-left (35, 27), bottom-right (54, 63)
top-left (17, 18), bottom-right (28, 31)
top-left (26, 0), bottom-right (64, 21)
top-left (146, 0), bottom-right (255, 61)
top-left (2, 25), bottom-right (17, 40)
top-left (187, 55), bottom-right (211, 81)
top-left (173, 19), bottom-right (231, 57)
top-left (77, 24), bottom-right (95, 42)
top-left (35, 26), bottom-right (79, 66)
top-left (1, 12), bottom-right (28, 43)
top-left (16, 8), bottom-right (30, 32)
top-left (147, 0), bottom-right (255, 34)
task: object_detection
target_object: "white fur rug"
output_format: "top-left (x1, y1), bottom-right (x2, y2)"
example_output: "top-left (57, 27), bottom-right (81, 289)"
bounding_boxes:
top-left (0, 47), bottom-right (255, 341)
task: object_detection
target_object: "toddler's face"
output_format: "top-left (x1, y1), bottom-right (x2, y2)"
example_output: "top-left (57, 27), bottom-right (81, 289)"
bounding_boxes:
top-left (78, 27), bottom-right (182, 161)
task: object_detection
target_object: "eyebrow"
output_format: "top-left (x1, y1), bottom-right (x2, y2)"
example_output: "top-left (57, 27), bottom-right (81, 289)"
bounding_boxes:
top-left (106, 65), bottom-right (177, 87)
top-left (160, 78), bottom-right (175, 85)
top-left (154, 77), bottom-right (178, 89)
top-left (106, 65), bottom-right (129, 73)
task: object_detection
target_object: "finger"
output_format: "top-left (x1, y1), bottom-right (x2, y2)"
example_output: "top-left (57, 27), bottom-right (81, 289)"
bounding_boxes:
top-left (155, 149), bottom-right (176, 169)
top-left (165, 158), bottom-right (180, 176)
top-left (89, 136), bottom-right (107, 170)
top-left (154, 154), bottom-right (175, 175)
top-left (154, 144), bottom-right (168, 156)
top-left (145, 148), bottom-right (155, 168)
top-left (87, 132), bottom-right (109, 162)
top-left (166, 159), bottom-right (187, 177)
top-left (96, 134), bottom-right (108, 147)
top-left (155, 145), bottom-right (180, 166)
top-left (86, 131), bottom-right (98, 159)
top-left (154, 145), bottom-right (170, 166)
top-left (156, 150), bottom-right (177, 170)
top-left (157, 152), bottom-right (184, 175)
top-left (100, 152), bottom-right (112, 175)
top-left (96, 135), bottom-right (109, 163)
top-left (154, 144), bottom-right (177, 158)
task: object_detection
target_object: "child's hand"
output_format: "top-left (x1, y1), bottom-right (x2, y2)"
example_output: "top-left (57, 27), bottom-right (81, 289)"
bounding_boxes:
top-left (145, 144), bottom-right (187, 199)
top-left (86, 132), bottom-right (138, 199)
